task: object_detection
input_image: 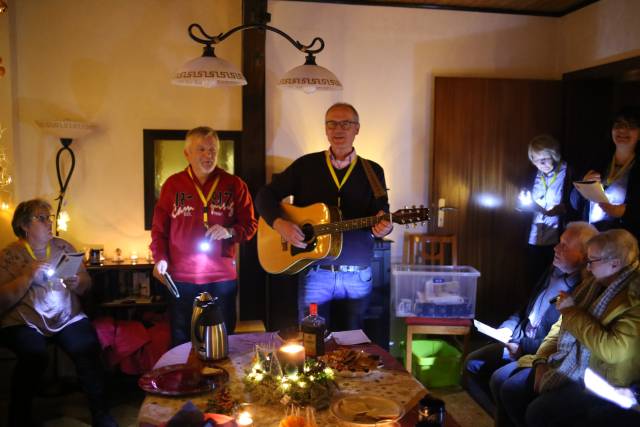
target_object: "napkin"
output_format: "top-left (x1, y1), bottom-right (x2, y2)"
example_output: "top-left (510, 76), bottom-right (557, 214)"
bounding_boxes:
top-left (332, 329), bottom-right (372, 345)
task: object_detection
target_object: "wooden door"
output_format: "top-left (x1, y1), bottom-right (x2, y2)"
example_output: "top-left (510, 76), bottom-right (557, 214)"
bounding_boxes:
top-left (432, 77), bottom-right (562, 323)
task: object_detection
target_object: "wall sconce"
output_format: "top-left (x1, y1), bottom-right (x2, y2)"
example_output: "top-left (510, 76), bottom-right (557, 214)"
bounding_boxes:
top-left (36, 120), bottom-right (95, 235)
top-left (173, 19), bottom-right (342, 94)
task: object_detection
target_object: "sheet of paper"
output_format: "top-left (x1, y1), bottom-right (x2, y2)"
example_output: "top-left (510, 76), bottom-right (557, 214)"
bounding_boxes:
top-left (332, 329), bottom-right (372, 345)
top-left (53, 252), bottom-right (85, 278)
top-left (573, 180), bottom-right (610, 204)
top-left (473, 319), bottom-right (510, 344)
top-left (584, 368), bottom-right (638, 409)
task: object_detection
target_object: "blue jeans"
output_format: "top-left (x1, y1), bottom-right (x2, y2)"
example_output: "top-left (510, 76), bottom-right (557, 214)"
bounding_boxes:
top-left (298, 266), bottom-right (373, 331)
top-left (525, 381), bottom-right (640, 427)
top-left (169, 280), bottom-right (237, 347)
top-left (0, 318), bottom-right (108, 426)
top-left (463, 342), bottom-right (513, 415)
top-left (490, 361), bottom-right (529, 426)
top-left (497, 365), bottom-right (535, 427)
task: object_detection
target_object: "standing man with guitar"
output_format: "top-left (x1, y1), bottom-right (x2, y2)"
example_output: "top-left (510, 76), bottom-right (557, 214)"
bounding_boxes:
top-left (150, 127), bottom-right (257, 346)
top-left (256, 103), bottom-right (393, 331)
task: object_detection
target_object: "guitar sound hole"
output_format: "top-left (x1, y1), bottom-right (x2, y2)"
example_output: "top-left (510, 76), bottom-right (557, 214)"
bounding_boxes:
top-left (291, 223), bottom-right (316, 256)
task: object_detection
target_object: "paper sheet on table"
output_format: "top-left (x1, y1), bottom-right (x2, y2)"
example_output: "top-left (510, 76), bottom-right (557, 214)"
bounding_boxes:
top-left (573, 180), bottom-right (610, 203)
top-left (584, 368), bottom-right (638, 410)
top-left (332, 329), bottom-right (372, 345)
top-left (473, 320), bottom-right (510, 345)
top-left (53, 252), bottom-right (85, 278)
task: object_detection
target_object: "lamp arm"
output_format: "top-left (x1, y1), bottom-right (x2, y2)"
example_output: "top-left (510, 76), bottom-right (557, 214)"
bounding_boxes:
top-left (188, 22), bottom-right (325, 55)
top-left (54, 142), bottom-right (76, 236)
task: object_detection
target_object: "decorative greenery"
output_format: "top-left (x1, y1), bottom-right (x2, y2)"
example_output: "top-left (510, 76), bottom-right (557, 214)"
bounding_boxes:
top-left (243, 351), bottom-right (336, 409)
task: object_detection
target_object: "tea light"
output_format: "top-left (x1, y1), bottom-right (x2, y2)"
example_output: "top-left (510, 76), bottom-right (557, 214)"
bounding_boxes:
top-left (130, 251), bottom-right (138, 264)
top-left (236, 411), bottom-right (253, 426)
top-left (278, 342), bottom-right (305, 373)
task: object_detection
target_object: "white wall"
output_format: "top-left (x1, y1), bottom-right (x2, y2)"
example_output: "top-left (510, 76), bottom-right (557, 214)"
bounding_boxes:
top-left (7, 0), bottom-right (242, 254)
top-left (266, 0), bottom-right (560, 260)
top-left (559, 0), bottom-right (640, 73)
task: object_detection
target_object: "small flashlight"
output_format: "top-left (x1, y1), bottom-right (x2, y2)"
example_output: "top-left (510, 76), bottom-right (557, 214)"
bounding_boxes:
top-left (518, 190), bottom-right (533, 206)
top-left (46, 268), bottom-right (55, 277)
top-left (199, 240), bottom-right (211, 252)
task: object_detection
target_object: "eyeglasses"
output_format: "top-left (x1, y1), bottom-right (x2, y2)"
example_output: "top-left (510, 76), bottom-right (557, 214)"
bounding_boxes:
top-left (531, 156), bottom-right (553, 166)
top-left (613, 120), bottom-right (639, 130)
top-left (32, 214), bottom-right (56, 223)
top-left (586, 257), bottom-right (611, 267)
top-left (325, 120), bottom-right (358, 130)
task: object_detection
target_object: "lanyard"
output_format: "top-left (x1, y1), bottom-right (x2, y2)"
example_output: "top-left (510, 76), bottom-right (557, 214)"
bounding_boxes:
top-left (23, 240), bottom-right (50, 260)
top-left (604, 155), bottom-right (635, 187)
top-left (325, 151), bottom-right (358, 207)
top-left (187, 166), bottom-right (220, 227)
top-left (540, 165), bottom-right (559, 193)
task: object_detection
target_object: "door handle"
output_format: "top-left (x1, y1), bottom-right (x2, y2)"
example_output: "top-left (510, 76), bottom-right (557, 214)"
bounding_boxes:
top-left (437, 198), bottom-right (458, 227)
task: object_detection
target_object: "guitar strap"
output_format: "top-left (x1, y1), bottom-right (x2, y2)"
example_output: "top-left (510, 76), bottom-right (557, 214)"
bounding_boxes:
top-left (360, 156), bottom-right (388, 200)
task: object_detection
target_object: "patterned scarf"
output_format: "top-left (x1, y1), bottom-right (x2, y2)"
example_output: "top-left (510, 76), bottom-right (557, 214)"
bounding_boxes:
top-left (539, 260), bottom-right (639, 393)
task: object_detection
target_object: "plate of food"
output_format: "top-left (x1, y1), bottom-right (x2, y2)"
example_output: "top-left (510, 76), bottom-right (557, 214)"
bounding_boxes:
top-left (138, 363), bottom-right (226, 396)
top-left (319, 349), bottom-right (382, 377)
top-left (331, 395), bottom-right (404, 426)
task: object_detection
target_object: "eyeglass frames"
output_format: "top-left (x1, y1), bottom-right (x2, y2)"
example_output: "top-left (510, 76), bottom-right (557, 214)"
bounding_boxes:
top-left (586, 257), bottom-right (611, 267)
top-left (325, 120), bottom-right (358, 130)
top-left (32, 214), bottom-right (56, 223)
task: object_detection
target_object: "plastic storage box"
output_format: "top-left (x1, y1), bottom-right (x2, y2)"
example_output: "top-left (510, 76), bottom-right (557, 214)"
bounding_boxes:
top-left (392, 265), bottom-right (480, 319)
top-left (411, 339), bottom-right (462, 388)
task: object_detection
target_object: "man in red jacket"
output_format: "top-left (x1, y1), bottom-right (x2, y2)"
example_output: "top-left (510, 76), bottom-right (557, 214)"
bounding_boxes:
top-left (150, 127), bottom-right (257, 346)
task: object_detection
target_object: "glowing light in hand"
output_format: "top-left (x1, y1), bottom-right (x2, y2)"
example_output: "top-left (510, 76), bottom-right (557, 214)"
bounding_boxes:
top-left (518, 190), bottom-right (533, 206)
top-left (46, 268), bottom-right (55, 277)
top-left (199, 240), bottom-right (211, 252)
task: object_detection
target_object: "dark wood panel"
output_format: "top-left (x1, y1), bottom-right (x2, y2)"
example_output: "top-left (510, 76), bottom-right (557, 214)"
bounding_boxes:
top-left (432, 77), bottom-right (562, 323)
top-left (239, 0), bottom-right (268, 324)
top-left (283, 0), bottom-right (597, 17)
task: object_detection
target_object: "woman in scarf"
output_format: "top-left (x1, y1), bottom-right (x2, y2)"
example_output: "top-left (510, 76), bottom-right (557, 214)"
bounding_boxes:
top-left (0, 199), bottom-right (116, 427)
top-left (522, 229), bottom-right (640, 427)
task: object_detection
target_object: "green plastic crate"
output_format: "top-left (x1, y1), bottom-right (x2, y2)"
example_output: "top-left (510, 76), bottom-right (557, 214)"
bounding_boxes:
top-left (411, 339), bottom-right (462, 388)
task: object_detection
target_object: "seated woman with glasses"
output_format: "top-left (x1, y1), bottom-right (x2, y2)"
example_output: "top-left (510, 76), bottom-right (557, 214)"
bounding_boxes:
top-left (499, 229), bottom-right (640, 427)
top-left (0, 199), bottom-right (117, 427)
top-left (571, 107), bottom-right (640, 239)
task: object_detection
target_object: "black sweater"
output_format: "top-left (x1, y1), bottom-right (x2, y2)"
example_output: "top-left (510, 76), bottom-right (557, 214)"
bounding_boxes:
top-left (255, 151), bottom-right (389, 266)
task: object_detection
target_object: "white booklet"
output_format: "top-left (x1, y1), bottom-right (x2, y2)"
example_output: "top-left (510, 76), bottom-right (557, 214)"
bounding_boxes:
top-left (573, 180), bottom-right (610, 203)
top-left (473, 319), bottom-right (510, 345)
top-left (51, 252), bottom-right (85, 278)
top-left (584, 368), bottom-right (638, 410)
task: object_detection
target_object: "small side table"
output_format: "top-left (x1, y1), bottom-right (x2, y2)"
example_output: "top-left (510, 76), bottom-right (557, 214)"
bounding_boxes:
top-left (404, 317), bottom-right (472, 372)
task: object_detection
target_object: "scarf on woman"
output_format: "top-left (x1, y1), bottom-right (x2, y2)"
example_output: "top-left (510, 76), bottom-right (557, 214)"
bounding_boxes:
top-left (539, 260), bottom-right (639, 393)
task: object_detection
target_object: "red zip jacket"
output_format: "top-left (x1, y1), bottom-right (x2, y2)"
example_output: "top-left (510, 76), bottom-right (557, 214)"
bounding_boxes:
top-left (150, 166), bottom-right (257, 284)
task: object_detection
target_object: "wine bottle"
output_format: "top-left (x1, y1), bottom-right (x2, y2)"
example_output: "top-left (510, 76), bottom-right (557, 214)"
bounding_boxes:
top-left (301, 303), bottom-right (326, 357)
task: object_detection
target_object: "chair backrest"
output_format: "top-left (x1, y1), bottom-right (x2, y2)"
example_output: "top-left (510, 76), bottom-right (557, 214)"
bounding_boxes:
top-left (402, 234), bottom-right (458, 265)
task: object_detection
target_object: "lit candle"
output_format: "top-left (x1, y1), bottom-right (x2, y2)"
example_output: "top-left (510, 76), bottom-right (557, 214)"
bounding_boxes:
top-left (278, 342), bottom-right (305, 374)
top-left (130, 251), bottom-right (138, 264)
top-left (237, 411), bottom-right (253, 426)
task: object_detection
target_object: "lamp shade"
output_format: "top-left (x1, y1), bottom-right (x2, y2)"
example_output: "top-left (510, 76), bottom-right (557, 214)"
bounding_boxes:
top-left (173, 55), bottom-right (247, 88)
top-left (36, 120), bottom-right (95, 140)
top-left (278, 62), bottom-right (342, 94)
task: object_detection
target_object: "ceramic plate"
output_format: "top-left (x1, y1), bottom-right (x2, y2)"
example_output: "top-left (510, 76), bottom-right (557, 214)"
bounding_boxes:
top-left (138, 363), bottom-right (217, 396)
top-left (330, 395), bottom-right (404, 426)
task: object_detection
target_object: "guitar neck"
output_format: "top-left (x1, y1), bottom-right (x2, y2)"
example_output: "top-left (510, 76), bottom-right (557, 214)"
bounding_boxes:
top-left (312, 213), bottom-right (390, 236)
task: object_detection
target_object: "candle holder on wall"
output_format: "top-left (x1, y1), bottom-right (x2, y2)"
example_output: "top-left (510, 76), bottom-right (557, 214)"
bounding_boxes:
top-left (37, 120), bottom-right (95, 235)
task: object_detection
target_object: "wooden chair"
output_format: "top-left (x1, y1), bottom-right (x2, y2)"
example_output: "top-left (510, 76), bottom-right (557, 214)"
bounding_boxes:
top-left (402, 233), bottom-right (458, 265)
top-left (401, 234), bottom-right (471, 372)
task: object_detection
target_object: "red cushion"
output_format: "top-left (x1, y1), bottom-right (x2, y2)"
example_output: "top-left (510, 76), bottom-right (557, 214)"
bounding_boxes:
top-left (404, 317), bottom-right (471, 326)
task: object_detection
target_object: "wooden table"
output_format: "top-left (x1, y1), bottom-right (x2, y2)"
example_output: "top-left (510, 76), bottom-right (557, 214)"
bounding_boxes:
top-left (138, 332), bottom-right (460, 426)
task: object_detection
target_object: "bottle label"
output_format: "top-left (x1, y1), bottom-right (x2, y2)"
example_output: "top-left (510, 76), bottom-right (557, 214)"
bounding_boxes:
top-left (303, 332), bottom-right (317, 357)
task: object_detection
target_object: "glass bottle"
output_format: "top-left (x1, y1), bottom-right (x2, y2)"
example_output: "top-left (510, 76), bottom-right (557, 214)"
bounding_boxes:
top-left (301, 303), bottom-right (326, 357)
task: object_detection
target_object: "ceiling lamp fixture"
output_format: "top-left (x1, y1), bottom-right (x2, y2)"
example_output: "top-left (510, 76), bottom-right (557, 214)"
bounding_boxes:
top-left (36, 120), bottom-right (95, 235)
top-left (173, 20), bottom-right (342, 94)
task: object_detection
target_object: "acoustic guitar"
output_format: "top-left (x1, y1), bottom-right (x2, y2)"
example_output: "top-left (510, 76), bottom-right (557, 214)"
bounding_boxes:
top-left (258, 203), bottom-right (430, 274)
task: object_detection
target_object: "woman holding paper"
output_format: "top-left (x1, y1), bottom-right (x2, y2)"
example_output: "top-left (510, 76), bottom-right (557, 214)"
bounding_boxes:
top-left (0, 199), bottom-right (116, 427)
top-left (571, 107), bottom-right (640, 239)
